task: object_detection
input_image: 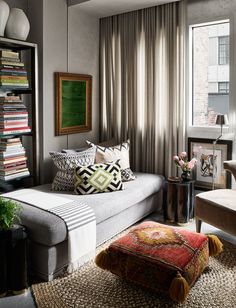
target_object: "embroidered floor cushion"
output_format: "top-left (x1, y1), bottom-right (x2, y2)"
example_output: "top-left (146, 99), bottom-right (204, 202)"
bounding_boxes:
top-left (96, 221), bottom-right (223, 303)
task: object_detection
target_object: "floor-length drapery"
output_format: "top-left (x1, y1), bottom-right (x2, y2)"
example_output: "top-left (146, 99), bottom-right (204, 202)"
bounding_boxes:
top-left (100, 1), bottom-right (186, 177)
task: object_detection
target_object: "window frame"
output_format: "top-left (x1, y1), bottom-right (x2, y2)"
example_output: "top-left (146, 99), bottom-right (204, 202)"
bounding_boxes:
top-left (218, 82), bottom-right (229, 93)
top-left (218, 36), bottom-right (230, 65)
top-left (188, 19), bottom-right (231, 133)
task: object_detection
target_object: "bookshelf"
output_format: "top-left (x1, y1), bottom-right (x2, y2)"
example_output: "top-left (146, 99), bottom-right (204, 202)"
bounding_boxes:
top-left (0, 37), bottom-right (39, 192)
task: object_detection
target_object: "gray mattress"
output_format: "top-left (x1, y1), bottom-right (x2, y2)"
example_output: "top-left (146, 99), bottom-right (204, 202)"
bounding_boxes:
top-left (14, 172), bottom-right (164, 247)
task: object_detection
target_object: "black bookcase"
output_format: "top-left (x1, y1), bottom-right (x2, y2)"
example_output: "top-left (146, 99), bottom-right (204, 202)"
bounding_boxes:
top-left (0, 37), bottom-right (39, 192)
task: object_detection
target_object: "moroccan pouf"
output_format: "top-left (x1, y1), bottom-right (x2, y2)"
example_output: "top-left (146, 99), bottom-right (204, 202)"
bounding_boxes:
top-left (95, 221), bottom-right (223, 303)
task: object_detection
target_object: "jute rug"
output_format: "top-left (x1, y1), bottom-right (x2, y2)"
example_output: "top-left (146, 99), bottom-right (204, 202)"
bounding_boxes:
top-left (32, 230), bottom-right (236, 308)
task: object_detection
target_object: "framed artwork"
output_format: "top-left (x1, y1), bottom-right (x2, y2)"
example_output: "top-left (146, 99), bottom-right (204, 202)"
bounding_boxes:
top-left (55, 72), bottom-right (92, 135)
top-left (188, 138), bottom-right (232, 190)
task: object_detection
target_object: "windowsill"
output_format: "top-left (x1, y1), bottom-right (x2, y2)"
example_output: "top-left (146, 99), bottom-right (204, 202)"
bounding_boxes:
top-left (187, 126), bottom-right (233, 140)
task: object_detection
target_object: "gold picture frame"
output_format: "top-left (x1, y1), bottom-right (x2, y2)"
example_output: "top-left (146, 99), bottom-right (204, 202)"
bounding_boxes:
top-left (55, 72), bottom-right (92, 135)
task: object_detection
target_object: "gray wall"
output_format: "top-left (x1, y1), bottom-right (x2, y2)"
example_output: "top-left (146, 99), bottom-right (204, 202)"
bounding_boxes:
top-left (4, 0), bottom-right (100, 183)
top-left (67, 7), bottom-right (100, 149)
top-left (4, 0), bottom-right (27, 10)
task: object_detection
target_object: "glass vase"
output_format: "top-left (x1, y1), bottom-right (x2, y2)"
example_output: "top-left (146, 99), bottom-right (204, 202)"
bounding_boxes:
top-left (181, 171), bottom-right (191, 182)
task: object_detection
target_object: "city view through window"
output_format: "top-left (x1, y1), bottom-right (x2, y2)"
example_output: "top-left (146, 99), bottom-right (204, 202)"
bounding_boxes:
top-left (192, 21), bottom-right (230, 126)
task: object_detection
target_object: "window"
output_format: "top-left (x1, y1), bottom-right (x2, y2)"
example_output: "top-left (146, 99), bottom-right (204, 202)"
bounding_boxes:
top-left (218, 82), bottom-right (229, 93)
top-left (190, 20), bottom-right (230, 127)
top-left (218, 36), bottom-right (229, 65)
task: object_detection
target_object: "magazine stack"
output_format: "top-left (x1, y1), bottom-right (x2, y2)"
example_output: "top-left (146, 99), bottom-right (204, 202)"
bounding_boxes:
top-left (0, 50), bottom-right (29, 89)
top-left (0, 136), bottom-right (30, 181)
top-left (0, 95), bottom-right (31, 135)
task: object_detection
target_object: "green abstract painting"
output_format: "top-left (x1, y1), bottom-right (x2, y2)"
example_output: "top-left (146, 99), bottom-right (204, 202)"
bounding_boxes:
top-left (55, 73), bottom-right (92, 135)
top-left (61, 80), bottom-right (86, 128)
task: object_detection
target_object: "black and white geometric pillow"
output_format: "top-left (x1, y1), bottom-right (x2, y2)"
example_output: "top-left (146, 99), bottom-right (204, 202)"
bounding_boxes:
top-left (86, 140), bottom-right (136, 182)
top-left (121, 168), bottom-right (136, 182)
top-left (74, 161), bottom-right (124, 195)
top-left (50, 147), bottom-right (96, 191)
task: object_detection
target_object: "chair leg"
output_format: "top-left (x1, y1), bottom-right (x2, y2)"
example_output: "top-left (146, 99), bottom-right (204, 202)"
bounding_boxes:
top-left (196, 218), bottom-right (202, 233)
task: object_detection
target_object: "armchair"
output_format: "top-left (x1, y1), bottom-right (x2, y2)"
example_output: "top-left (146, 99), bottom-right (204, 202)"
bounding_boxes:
top-left (195, 160), bottom-right (236, 236)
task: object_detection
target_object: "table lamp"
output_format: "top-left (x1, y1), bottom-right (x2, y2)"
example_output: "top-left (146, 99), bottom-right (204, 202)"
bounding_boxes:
top-left (212, 114), bottom-right (229, 189)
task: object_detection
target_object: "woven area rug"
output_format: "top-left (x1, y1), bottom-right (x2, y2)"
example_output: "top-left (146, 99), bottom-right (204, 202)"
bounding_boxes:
top-left (32, 230), bottom-right (236, 308)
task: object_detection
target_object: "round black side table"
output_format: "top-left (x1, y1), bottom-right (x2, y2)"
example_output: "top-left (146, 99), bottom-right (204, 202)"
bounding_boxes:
top-left (164, 180), bottom-right (195, 225)
top-left (0, 225), bottom-right (28, 297)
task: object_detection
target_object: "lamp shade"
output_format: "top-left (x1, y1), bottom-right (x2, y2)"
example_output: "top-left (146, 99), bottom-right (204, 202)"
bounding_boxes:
top-left (215, 114), bottom-right (229, 125)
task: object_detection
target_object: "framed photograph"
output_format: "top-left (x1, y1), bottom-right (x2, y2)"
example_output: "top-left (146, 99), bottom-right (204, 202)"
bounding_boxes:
top-left (188, 138), bottom-right (232, 190)
top-left (55, 72), bottom-right (92, 135)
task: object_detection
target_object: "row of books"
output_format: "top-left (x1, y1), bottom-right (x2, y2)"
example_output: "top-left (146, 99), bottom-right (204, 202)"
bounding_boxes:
top-left (0, 95), bottom-right (31, 135)
top-left (0, 137), bottom-right (30, 181)
top-left (0, 49), bottom-right (29, 89)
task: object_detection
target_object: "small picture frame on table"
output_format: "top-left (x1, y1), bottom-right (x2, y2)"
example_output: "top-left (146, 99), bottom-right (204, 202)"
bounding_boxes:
top-left (188, 138), bottom-right (232, 190)
top-left (55, 72), bottom-right (92, 136)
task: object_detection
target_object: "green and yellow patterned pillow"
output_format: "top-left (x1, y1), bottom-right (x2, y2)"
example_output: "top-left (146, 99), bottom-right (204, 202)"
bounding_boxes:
top-left (74, 161), bottom-right (124, 195)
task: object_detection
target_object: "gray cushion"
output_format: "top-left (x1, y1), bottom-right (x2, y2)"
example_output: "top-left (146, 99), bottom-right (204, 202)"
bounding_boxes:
top-left (16, 173), bottom-right (164, 246)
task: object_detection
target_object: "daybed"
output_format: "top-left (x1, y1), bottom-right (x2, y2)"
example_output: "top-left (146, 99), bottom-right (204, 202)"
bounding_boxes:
top-left (8, 172), bottom-right (164, 281)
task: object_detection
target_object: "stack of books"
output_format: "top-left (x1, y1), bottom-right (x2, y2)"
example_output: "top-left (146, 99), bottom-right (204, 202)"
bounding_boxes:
top-left (0, 49), bottom-right (29, 89)
top-left (0, 95), bottom-right (31, 135)
top-left (0, 137), bottom-right (30, 181)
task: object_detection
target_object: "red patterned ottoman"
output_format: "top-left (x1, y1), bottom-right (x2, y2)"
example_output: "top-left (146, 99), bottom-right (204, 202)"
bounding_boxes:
top-left (95, 221), bottom-right (222, 303)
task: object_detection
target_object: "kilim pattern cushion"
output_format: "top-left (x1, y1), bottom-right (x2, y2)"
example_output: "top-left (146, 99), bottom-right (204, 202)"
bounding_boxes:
top-left (74, 161), bottom-right (124, 195)
top-left (50, 147), bottom-right (96, 191)
top-left (96, 221), bottom-right (210, 303)
top-left (86, 140), bottom-right (136, 182)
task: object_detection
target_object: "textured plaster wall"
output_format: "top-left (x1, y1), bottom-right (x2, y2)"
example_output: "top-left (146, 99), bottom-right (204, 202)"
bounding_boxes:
top-left (40, 2), bottom-right (100, 183)
top-left (67, 7), bottom-right (100, 149)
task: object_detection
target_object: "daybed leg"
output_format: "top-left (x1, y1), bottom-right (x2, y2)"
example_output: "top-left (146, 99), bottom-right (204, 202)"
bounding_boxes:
top-left (196, 218), bottom-right (202, 233)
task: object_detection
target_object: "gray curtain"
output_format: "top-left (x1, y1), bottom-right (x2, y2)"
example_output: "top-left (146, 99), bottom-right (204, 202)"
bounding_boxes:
top-left (100, 1), bottom-right (186, 177)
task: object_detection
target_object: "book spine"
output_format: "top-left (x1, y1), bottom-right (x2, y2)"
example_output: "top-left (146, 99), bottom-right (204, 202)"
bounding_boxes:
top-left (0, 120), bottom-right (28, 125)
top-left (0, 137), bottom-right (21, 143)
top-left (0, 124), bottom-right (28, 129)
top-left (0, 71), bottom-right (27, 76)
top-left (0, 61), bottom-right (24, 67)
top-left (0, 95), bottom-right (21, 101)
top-left (0, 111), bottom-right (28, 115)
top-left (0, 115), bottom-right (28, 119)
top-left (0, 83), bottom-right (29, 86)
top-left (0, 51), bottom-right (19, 59)
top-left (0, 157), bottom-right (27, 165)
top-left (0, 151), bottom-right (25, 158)
top-left (0, 76), bottom-right (27, 80)
top-left (0, 57), bottom-right (20, 62)
top-left (0, 170), bottom-right (30, 180)
top-left (0, 65), bottom-right (25, 70)
top-left (0, 164), bottom-right (27, 171)
top-left (0, 168), bottom-right (29, 176)
top-left (0, 78), bottom-right (28, 83)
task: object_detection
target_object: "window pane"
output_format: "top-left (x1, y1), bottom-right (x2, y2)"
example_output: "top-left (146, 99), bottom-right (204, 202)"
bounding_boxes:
top-left (192, 22), bottom-right (230, 126)
top-left (218, 36), bottom-right (229, 65)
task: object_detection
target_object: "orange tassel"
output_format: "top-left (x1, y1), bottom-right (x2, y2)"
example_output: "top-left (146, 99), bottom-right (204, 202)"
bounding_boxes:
top-left (169, 272), bottom-right (189, 303)
top-left (95, 249), bottom-right (111, 270)
top-left (207, 235), bottom-right (223, 256)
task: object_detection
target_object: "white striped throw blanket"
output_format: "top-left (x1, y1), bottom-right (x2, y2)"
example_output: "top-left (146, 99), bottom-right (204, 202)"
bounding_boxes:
top-left (3, 189), bottom-right (96, 273)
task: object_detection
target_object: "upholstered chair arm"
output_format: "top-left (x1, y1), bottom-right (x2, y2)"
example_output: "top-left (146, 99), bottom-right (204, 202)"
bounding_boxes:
top-left (223, 160), bottom-right (236, 181)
